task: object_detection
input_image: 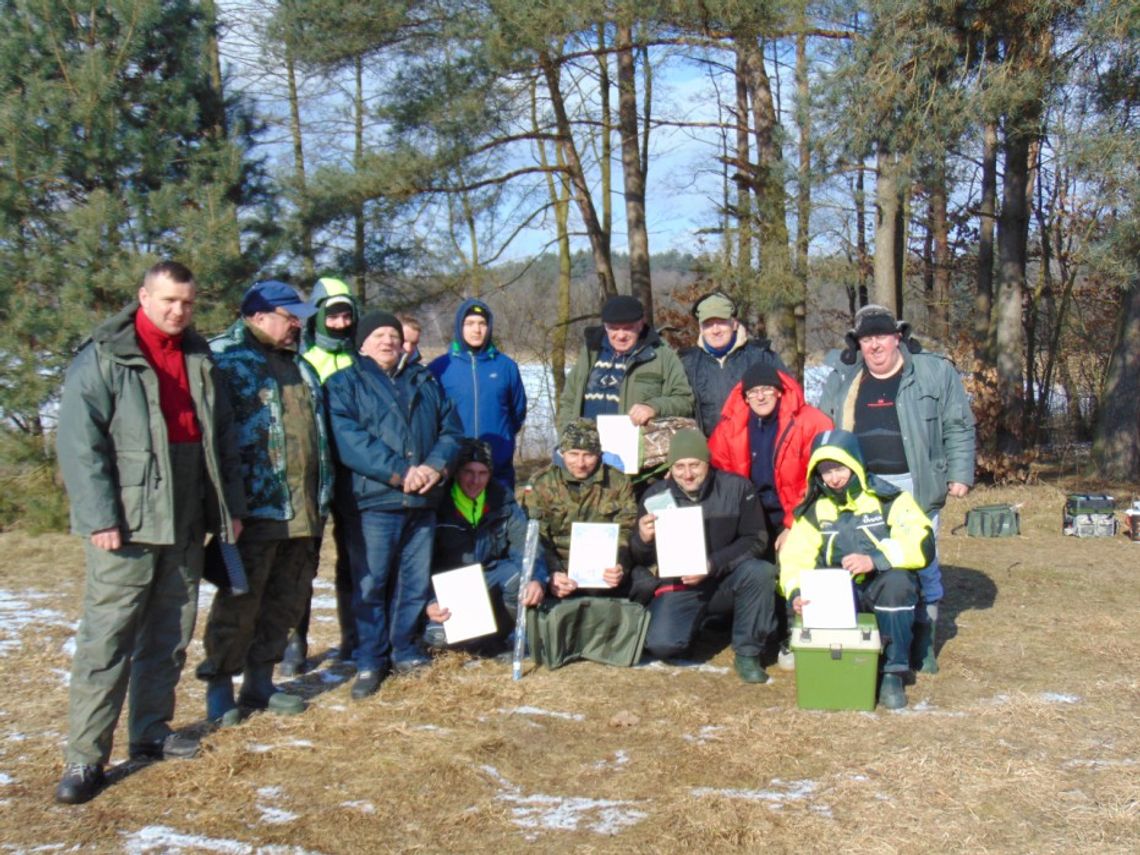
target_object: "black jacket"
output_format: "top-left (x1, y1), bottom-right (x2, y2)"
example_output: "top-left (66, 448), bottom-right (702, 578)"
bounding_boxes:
top-left (680, 337), bottom-right (784, 435)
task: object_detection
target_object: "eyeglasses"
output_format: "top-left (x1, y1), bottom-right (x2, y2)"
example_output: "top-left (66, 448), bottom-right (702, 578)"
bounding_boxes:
top-left (273, 308), bottom-right (301, 325)
top-left (745, 387), bottom-right (780, 400)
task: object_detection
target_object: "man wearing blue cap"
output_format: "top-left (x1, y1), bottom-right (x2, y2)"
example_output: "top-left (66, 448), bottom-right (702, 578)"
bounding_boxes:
top-left (196, 281), bottom-right (333, 724)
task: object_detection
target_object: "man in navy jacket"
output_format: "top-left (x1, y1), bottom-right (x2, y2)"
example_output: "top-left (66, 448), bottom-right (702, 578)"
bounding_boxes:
top-left (325, 311), bottom-right (463, 700)
top-left (429, 299), bottom-right (527, 488)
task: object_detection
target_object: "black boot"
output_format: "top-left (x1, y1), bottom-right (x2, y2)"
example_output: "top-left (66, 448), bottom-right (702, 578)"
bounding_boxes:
top-left (55, 763), bottom-right (105, 805)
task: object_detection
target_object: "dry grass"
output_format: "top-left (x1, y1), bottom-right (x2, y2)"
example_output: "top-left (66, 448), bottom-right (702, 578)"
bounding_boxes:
top-left (1, 482), bottom-right (1138, 853)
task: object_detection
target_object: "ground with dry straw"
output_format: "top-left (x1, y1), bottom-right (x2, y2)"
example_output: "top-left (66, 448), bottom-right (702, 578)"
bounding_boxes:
top-left (0, 482), bottom-right (1137, 853)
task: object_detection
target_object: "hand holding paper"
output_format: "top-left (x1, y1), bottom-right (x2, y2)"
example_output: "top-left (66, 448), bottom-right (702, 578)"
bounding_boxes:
top-left (431, 564), bottom-right (498, 644)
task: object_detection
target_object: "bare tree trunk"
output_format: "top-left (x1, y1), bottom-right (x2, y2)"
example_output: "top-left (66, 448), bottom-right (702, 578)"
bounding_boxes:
top-left (928, 156), bottom-right (951, 342)
top-left (284, 43), bottom-right (314, 283)
top-left (616, 24), bottom-right (652, 320)
top-left (792, 24), bottom-right (810, 381)
top-left (740, 35), bottom-right (796, 364)
top-left (994, 130), bottom-right (1031, 453)
top-left (1094, 280), bottom-right (1140, 478)
top-left (734, 50), bottom-right (752, 310)
top-left (539, 49), bottom-right (615, 307)
top-left (873, 149), bottom-right (904, 315)
top-left (976, 121), bottom-right (998, 360)
top-left (595, 25), bottom-right (612, 242)
top-left (855, 163), bottom-right (869, 311)
top-left (353, 55), bottom-right (366, 304)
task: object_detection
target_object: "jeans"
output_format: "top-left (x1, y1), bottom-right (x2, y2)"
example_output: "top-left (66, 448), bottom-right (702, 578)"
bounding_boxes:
top-left (344, 508), bottom-right (435, 670)
top-left (877, 472), bottom-right (943, 603)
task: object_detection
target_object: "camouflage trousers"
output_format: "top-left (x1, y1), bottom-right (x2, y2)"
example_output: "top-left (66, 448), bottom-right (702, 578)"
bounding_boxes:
top-left (197, 536), bottom-right (318, 679)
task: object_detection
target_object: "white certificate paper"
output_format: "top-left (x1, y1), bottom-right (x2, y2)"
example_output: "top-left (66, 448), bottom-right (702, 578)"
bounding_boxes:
top-left (596, 415), bottom-right (640, 474)
top-left (654, 506), bottom-right (707, 578)
top-left (431, 564), bottom-right (498, 644)
top-left (800, 569), bottom-right (857, 629)
top-left (568, 522), bottom-right (619, 588)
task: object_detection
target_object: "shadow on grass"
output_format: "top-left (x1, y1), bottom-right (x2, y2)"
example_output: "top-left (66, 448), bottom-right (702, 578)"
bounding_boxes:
top-left (937, 563), bottom-right (998, 655)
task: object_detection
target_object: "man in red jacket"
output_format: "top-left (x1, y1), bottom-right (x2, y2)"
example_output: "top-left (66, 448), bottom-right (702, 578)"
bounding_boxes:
top-left (708, 363), bottom-right (832, 555)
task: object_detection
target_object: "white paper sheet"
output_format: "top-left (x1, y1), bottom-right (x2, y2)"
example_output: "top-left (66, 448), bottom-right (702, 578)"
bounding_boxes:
top-left (596, 414), bottom-right (640, 474)
top-left (654, 506), bottom-right (708, 578)
top-left (431, 563), bottom-right (498, 644)
top-left (799, 569), bottom-right (857, 629)
top-left (643, 489), bottom-right (677, 513)
top-left (568, 522), bottom-right (620, 588)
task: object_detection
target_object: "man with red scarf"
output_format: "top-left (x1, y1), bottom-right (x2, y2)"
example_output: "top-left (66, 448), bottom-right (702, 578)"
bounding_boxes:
top-left (54, 262), bottom-right (246, 805)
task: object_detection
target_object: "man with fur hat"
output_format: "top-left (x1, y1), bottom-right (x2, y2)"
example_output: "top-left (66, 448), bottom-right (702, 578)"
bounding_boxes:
top-left (198, 280), bottom-right (333, 725)
top-left (779, 429), bottom-right (935, 709)
top-left (819, 304), bottom-right (975, 673)
top-left (429, 299), bottom-right (527, 488)
top-left (277, 277), bottom-right (359, 677)
top-left (425, 439), bottom-right (547, 652)
top-left (325, 310), bottom-right (463, 699)
top-left (557, 294), bottom-right (693, 433)
top-left (680, 291), bottom-right (785, 436)
top-left (628, 430), bottom-right (779, 683)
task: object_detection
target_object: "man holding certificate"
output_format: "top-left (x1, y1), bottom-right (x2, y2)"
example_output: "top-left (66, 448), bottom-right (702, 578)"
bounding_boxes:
top-left (778, 430), bottom-right (934, 709)
top-left (629, 430), bottom-right (779, 684)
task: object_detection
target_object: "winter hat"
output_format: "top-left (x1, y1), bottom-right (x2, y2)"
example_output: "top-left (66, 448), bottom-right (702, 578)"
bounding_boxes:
top-left (559, 418), bottom-right (602, 454)
top-left (851, 304), bottom-right (901, 339)
top-left (666, 429), bottom-right (710, 467)
top-left (601, 295), bottom-right (644, 324)
top-left (692, 292), bottom-right (736, 324)
top-left (355, 310), bottom-right (403, 350)
top-left (455, 438), bottom-right (494, 470)
top-left (741, 362), bottom-right (784, 394)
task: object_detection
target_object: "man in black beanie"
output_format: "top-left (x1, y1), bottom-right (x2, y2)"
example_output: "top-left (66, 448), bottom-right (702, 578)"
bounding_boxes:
top-left (557, 295), bottom-right (693, 433)
top-left (324, 308), bottom-right (463, 699)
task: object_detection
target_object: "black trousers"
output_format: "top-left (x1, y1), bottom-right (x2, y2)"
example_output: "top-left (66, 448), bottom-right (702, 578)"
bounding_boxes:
top-left (643, 558), bottom-right (777, 659)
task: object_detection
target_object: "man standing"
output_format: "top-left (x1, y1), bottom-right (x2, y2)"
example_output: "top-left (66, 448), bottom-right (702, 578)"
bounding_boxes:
top-left (629, 430), bottom-right (778, 684)
top-left (819, 305), bottom-right (975, 672)
top-left (325, 311), bottom-right (463, 700)
top-left (55, 261), bottom-right (246, 805)
top-left (429, 299), bottom-right (527, 487)
top-left (279, 276), bottom-right (359, 676)
top-left (398, 313), bottom-right (423, 364)
top-left (197, 281), bottom-right (333, 724)
top-left (679, 292), bottom-right (785, 436)
top-left (557, 295), bottom-right (693, 433)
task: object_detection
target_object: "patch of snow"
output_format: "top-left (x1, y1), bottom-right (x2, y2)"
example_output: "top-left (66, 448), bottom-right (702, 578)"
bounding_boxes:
top-left (0, 589), bottom-right (73, 657)
top-left (480, 764), bottom-right (646, 836)
top-left (6, 733), bottom-right (26, 742)
top-left (309, 595), bottom-right (337, 611)
top-left (60, 637), bottom-right (76, 657)
top-left (122, 825), bottom-right (322, 854)
top-left (1062, 758), bottom-right (1137, 770)
top-left (257, 806), bottom-right (298, 825)
top-left (256, 786), bottom-right (283, 799)
top-left (52, 668), bottom-right (71, 687)
top-left (692, 779), bottom-right (819, 811)
top-left (638, 659), bottom-right (729, 676)
top-left (313, 578), bottom-right (335, 591)
top-left (248, 744), bottom-right (274, 754)
top-left (340, 800), bottom-right (376, 813)
top-left (591, 750), bottom-right (630, 770)
top-left (501, 706), bottom-right (584, 721)
top-left (681, 725), bottom-right (723, 745)
top-left (414, 724), bottom-right (451, 733)
top-left (0, 772), bottom-right (14, 785)
top-left (1040, 692), bottom-right (1080, 704)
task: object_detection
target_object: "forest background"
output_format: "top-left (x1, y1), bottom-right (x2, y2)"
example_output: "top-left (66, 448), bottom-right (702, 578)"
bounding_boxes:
top-left (1, 0), bottom-right (1137, 530)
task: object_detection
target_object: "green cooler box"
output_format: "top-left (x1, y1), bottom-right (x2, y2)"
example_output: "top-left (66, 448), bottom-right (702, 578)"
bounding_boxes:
top-left (790, 614), bottom-right (881, 711)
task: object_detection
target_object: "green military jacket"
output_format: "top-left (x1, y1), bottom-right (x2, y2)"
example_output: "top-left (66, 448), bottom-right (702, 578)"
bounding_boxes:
top-left (521, 462), bottom-right (638, 576)
top-left (57, 304), bottom-right (247, 545)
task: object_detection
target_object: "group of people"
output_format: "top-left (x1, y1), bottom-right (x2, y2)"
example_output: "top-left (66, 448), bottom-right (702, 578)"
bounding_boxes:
top-left (53, 262), bottom-right (975, 805)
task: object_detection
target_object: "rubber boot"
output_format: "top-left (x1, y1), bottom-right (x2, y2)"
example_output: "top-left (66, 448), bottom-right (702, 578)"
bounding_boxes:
top-left (238, 662), bottom-right (305, 716)
top-left (206, 676), bottom-right (240, 728)
top-left (878, 673), bottom-right (907, 709)
top-left (914, 603), bottom-right (939, 674)
top-left (279, 631), bottom-right (308, 678)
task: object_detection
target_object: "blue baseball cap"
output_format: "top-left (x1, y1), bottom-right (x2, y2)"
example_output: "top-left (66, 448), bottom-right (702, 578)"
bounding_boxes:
top-left (240, 280), bottom-right (317, 319)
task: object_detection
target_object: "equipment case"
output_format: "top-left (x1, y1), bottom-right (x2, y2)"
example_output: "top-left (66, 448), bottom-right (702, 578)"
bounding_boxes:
top-left (1063, 494), bottom-right (1118, 537)
top-left (790, 614), bottom-right (881, 712)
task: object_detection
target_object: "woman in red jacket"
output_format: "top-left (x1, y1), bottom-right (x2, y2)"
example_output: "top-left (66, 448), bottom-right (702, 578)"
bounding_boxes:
top-left (708, 364), bottom-right (832, 554)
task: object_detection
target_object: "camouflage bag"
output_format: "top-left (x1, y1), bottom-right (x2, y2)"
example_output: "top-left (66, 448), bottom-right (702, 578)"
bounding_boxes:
top-left (641, 416), bottom-right (700, 470)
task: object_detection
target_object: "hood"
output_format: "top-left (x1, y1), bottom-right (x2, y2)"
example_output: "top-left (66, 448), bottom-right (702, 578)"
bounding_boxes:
top-left (795, 428), bottom-right (900, 514)
top-left (453, 298), bottom-right (494, 353)
top-left (308, 277), bottom-right (357, 353)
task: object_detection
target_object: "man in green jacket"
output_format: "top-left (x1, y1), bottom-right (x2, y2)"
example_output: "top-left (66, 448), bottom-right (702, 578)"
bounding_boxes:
top-left (54, 261), bottom-right (246, 805)
top-left (557, 295), bottom-right (694, 434)
top-left (819, 304), bottom-right (975, 673)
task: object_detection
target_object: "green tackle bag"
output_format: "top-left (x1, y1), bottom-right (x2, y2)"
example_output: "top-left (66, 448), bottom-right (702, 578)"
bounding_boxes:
top-left (965, 504), bottom-right (1020, 537)
top-left (526, 597), bottom-right (651, 670)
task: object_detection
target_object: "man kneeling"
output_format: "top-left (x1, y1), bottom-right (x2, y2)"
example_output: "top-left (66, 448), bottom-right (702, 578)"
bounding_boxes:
top-left (779, 429), bottom-right (934, 709)
top-left (629, 430), bottom-right (778, 683)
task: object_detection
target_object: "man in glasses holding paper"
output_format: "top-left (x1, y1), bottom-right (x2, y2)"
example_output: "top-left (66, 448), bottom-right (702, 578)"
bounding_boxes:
top-left (778, 430), bottom-right (934, 709)
top-left (628, 430), bottom-right (779, 684)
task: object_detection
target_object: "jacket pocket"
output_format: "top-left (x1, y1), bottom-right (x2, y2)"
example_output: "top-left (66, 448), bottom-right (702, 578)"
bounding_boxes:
top-left (115, 450), bottom-right (152, 532)
top-left (630, 370), bottom-right (664, 399)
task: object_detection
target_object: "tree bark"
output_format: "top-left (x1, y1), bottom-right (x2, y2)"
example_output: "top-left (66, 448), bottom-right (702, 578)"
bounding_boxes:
top-left (792, 24), bottom-right (810, 381)
top-left (595, 24), bottom-right (612, 243)
top-left (1094, 281), bottom-right (1140, 478)
top-left (616, 24), bottom-right (653, 320)
top-left (975, 121), bottom-right (998, 360)
top-left (353, 55), bottom-right (366, 304)
top-left (285, 43), bottom-right (314, 283)
top-left (927, 156), bottom-right (951, 342)
top-left (873, 149), bottom-right (904, 315)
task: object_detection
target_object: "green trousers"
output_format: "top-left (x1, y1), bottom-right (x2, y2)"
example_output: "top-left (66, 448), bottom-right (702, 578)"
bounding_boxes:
top-left (65, 444), bottom-right (204, 765)
top-left (197, 536), bottom-right (318, 679)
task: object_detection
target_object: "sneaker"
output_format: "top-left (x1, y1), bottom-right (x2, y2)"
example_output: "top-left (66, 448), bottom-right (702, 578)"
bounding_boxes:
top-left (129, 732), bottom-right (200, 762)
top-left (733, 653), bottom-right (770, 684)
top-left (393, 653), bottom-right (432, 675)
top-left (878, 673), bottom-right (908, 710)
top-left (351, 669), bottom-right (383, 700)
top-left (54, 763), bottom-right (105, 805)
top-left (776, 644), bottom-right (796, 672)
